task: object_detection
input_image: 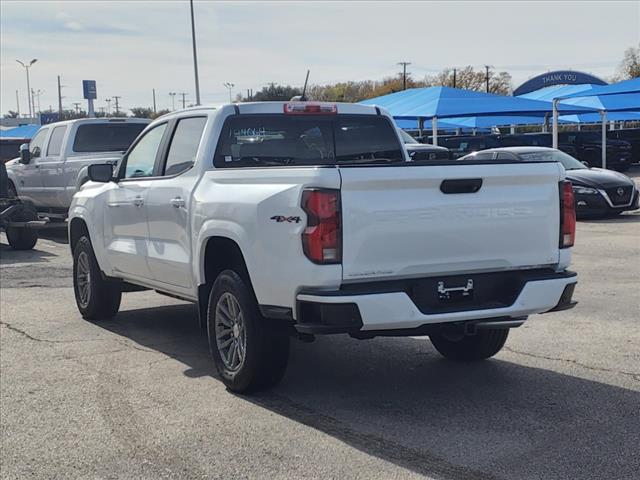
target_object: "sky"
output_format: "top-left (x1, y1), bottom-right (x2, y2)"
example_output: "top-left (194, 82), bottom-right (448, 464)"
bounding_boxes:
top-left (1, 1), bottom-right (639, 115)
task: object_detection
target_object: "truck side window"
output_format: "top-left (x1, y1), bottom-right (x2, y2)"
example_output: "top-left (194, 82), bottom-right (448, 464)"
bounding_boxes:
top-left (124, 123), bottom-right (167, 179)
top-left (163, 117), bottom-right (207, 176)
top-left (29, 129), bottom-right (48, 158)
top-left (47, 126), bottom-right (67, 156)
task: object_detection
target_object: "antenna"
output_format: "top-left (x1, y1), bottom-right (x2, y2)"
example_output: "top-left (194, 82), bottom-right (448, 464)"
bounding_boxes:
top-left (300, 70), bottom-right (310, 101)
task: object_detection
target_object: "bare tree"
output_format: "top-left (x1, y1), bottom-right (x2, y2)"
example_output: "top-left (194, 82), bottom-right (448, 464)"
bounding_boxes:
top-left (615, 44), bottom-right (640, 80)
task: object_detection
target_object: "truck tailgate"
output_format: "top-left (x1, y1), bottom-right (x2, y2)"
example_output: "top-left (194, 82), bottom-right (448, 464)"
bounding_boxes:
top-left (339, 162), bottom-right (563, 282)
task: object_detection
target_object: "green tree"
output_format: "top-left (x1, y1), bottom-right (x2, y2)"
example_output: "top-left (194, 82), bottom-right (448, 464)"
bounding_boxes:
top-left (239, 84), bottom-right (302, 102)
top-left (615, 44), bottom-right (640, 80)
top-left (151, 109), bottom-right (171, 119)
top-left (424, 66), bottom-right (512, 95)
top-left (130, 107), bottom-right (154, 118)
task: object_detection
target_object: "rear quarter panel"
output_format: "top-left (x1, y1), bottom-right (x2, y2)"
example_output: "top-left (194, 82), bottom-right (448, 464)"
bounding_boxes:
top-left (193, 167), bottom-right (342, 310)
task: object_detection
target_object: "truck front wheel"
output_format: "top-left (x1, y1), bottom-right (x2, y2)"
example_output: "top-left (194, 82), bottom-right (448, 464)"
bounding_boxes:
top-left (73, 236), bottom-right (121, 320)
top-left (430, 328), bottom-right (509, 361)
top-left (207, 270), bottom-right (289, 393)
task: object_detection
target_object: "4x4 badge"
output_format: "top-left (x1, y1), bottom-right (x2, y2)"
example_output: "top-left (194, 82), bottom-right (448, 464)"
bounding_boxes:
top-left (270, 215), bottom-right (301, 223)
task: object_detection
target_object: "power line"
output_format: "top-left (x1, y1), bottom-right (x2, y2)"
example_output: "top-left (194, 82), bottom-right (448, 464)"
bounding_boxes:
top-left (397, 62), bottom-right (411, 90)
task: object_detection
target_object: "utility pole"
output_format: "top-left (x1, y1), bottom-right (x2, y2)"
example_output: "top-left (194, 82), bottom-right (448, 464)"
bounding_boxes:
top-left (169, 92), bottom-right (177, 110)
top-left (152, 88), bottom-right (157, 114)
top-left (113, 96), bottom-right (121, 116)
top-left (398, 62), bottom-right (411, 90)
top-left (57, 75), bottom-right (63, 117)
top-left (105, 98), bottom-right (112, 115)
top-left (189, 0), bottom-right (201, 105)
top-left (15, 90), bottom-right (20, 116)
top-left (179, 92), bottom-right (188, 109)
top-left (73, 102), bottom-right (81, 115)
top-left (485, 65), bottom-right (491, 93)
top-left (32, 89), bottom-right (43, 114)
top-left (453, 68), bottom-right (457, 88)
top-left (223, 82), bottom-right (234, 103)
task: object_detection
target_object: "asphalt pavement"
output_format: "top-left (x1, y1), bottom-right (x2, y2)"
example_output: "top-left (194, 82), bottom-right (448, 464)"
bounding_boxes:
top-left (1, 177), bottom-right (639, 480)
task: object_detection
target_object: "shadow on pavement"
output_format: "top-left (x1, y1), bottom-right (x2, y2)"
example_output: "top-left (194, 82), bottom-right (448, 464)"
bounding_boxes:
top-left (101, 302), bottom-right (640, 480)
top-left (0, 241), bottom-right (57, 265)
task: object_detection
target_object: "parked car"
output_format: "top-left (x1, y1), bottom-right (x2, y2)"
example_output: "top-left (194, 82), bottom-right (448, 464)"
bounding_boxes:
top-left (460, 147), bottom-right (639, 218)
top-left (69, 102), bottom-right (577, 393)
top-left (497, 133), bottom-right (580, 158)
top-left (4, 118), bottom-right (150, 219)
top-left (437, 135), bottom-right (501, 158)
top-left (397, 129), bottom-right (451, 161)
top-left (0, 139), bottom-right (29, 163)
top-left (608, 128), bottom-right (640, 164)
top-left (558, 131), bottom-right (633, 172)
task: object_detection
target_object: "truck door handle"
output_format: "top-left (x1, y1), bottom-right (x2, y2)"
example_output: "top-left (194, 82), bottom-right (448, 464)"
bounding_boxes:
top-left (170, 197), bottom-right (185, 208)
top-left (133, 197), bottom-right (144, 207)
top-left (440, 178), bottom-right (483, 194)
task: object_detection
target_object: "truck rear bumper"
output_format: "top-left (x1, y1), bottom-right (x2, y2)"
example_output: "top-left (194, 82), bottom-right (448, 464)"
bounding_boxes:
top-left (295, 270), bottom-right (577, 335)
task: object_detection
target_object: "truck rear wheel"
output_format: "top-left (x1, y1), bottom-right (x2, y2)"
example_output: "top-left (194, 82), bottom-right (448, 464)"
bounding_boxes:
top-left (430, 328), bottom-right (509, 361)
top-left (207, 270), bottom-right (289, 393)
top-left (73, 236), bottom-right (121, 320)
top-left (5, 199), bottom-right (38, 250)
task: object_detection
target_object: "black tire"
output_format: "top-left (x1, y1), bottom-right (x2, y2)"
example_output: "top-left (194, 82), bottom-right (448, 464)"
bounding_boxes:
top-left (5, 199), bottom-right (38, 250)
top-left (430, 328), bottom-right (509, 362)
top-left (73, 236), bottom-right (121, 320)
top-left (207, 270), bottom-right (289, 393)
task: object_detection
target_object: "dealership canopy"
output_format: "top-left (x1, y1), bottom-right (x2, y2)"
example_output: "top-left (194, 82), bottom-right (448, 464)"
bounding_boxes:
top-left (360, 86), bottom-right (595, 144)
top-left (0, 125), bottom-right (40, 139)
top-left (359, 86), bottom-right (595, 119)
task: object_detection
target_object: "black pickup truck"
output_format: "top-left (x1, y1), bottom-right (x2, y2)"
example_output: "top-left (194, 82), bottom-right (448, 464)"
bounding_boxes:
top-left (558, 131), bottom-right (633, 171)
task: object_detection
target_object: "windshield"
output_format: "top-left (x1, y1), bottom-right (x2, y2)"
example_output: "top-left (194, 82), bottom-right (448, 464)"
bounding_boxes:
top-left (398, 129), bottom-right (418, 144)
top-left (73, 123), bottom-right (147, 153)
top-left (215, 114), bottom-right (405, 167)
top-left (519, 150), bottom-right (587, 170)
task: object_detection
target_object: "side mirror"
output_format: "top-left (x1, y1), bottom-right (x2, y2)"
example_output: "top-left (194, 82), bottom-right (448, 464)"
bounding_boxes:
top-left (19, 144), bottom-right (31, 164)
top-left (581, 161), bottom-right (591, 168)
top-left (87, 164), bottom-right (114, 183)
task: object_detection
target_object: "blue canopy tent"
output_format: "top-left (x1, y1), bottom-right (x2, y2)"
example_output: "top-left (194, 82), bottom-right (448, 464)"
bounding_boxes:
top-left (0, 124), bottom-right (40, 139)
top-left (550, 78), bottom-right (640, 168)
top-left (360, 86), bottom-right (595, 145)
top-left (518, 84), bottom-right (598, 102)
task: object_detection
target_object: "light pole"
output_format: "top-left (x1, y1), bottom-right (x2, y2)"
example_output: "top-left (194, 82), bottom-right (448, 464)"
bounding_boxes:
top-left (169, 92), bottom-right (177, 110)
top-left (223, 82), bottom-right (234, 103)
top-left (105, 98), bottom-right (112, 115)
top-left (16, 59), bottom-right (37, 118)
top-left (189, 0), bottom-right (201, 105)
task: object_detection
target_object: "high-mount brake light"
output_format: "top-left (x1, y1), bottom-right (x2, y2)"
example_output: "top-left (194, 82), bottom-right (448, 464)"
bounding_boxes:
top-left (283, 103), bottom-right (337, 115)
top-left (301, 189), bottom-right (341, 264)
top-left (559, 181), bottom-right (576, 248)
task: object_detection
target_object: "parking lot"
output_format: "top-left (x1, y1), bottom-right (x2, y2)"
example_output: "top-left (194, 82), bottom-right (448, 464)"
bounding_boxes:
top-left (0, 172), bottom-right (638, 480)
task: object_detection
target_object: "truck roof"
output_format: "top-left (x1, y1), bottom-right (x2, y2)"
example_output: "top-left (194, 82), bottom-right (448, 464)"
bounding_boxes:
top-left (155, 102), bottom-right (383, 121)
top-left (40, 117), bottom-right (151, 128)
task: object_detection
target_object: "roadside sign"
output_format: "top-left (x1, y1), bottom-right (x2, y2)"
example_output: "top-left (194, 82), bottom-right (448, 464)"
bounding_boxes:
top-left (82, 80), bottom-right (97, 100)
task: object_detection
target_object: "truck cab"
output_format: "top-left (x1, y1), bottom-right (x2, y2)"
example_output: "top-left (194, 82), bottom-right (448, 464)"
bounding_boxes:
top-left (5, 118), bottom-right (149, 217)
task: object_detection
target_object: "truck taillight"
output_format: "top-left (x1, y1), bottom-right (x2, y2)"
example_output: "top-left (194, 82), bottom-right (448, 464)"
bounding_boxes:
top-left (301, 189), bottom-right (341, 264)
top-left (560, 181), bottom-right (576, 248)
top-left (284, 103), bottom-right (337, 115)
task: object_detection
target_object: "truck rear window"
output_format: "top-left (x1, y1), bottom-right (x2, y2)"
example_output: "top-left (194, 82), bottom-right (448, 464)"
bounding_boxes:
top-left (73, 123), bottom-right (146, 153)
top-left (214, 114), bottom-right (404, 167)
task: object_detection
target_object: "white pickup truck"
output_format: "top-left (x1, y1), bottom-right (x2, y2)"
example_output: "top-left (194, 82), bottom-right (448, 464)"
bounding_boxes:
top-left (69, 102), bottom-right (578, 393)
top-left (5, 118), bottom-right (149, 218)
